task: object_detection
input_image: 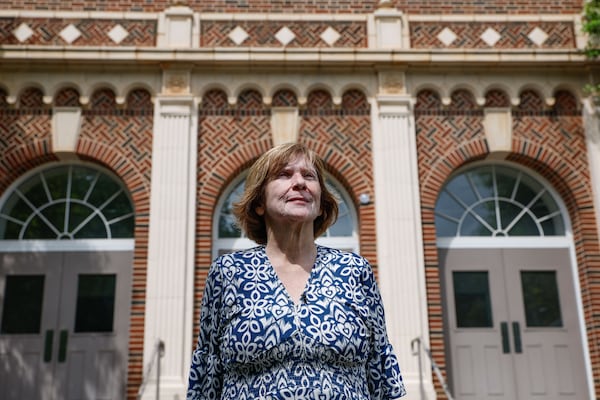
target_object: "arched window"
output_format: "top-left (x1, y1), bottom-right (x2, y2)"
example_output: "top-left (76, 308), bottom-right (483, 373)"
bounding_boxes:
top-left (0, 164), bottom-right (134, 240)
top-left (435, 164), bottom-right (565, 238)
top-left (214, 174), bottom-right (358, 257)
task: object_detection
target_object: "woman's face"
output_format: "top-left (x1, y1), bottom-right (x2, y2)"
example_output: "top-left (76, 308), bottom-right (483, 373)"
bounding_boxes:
top-left (256, 155), bottom-right (322, 228)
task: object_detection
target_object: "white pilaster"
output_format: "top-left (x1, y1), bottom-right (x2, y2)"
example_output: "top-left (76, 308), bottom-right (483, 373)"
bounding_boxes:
top-left (142, 97), bottom-right (197, 399)
top-left (584, 100), bottom-right (600, 244)
top-left (372, 94), bottom-right (436, 399)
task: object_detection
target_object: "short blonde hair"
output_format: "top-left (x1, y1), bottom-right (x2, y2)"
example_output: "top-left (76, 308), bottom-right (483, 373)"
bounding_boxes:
top-left (233, 143), bottom-right (339, 244)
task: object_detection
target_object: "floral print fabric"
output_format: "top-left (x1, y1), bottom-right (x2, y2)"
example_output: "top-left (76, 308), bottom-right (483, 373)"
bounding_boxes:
top-left (187, 245), bottom-right (406, 399)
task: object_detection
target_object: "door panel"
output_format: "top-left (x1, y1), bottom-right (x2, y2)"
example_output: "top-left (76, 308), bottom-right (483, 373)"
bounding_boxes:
top-left (0, 250), bottom-right (132, 400)
top-left (503, 248), bottom-right (586, 400)
top-left (0, 252), bottom-right (62, 400)
top-left (440, 248), bottom-right (517, 400)
top-left (440, 247), bottom-right (589, 400)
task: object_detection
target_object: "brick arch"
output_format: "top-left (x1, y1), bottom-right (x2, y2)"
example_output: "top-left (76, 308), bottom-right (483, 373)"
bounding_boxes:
top-left (272, 89), bottom-right (298, 107)
top-left (416, 91), bottom-right (600, 398)
top-left (341, 89), bottom-right (369, 112)
top-left (55, 87), bottom-right (81, 106)
top-left (125, 88), bottom-right (153, 109)
top-left (415, 89), bottom-right (443, 110)
top-left (18, 87), bottom-right (45, 108)
top-left (518, 88), bottom-right (545, 111)
top-left (305, 89), bottom-right (333, 112)
top-left (553, 89), bottom-right (579, 114)
top-left (484, 88), bottom-right (511, 107)
top-left (449, 88), bottom-right (477, 110)
top-left (89, 87), bottom-right (118, 110)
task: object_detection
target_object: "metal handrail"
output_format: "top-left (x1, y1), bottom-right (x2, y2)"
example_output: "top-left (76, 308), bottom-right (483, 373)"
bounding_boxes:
top-left (411, 337), bottom-right (454, 400)
top-left (137, 339), bottom-right (165, 400)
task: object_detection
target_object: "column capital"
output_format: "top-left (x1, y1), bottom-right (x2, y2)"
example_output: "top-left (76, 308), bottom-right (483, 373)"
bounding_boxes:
top-left (376, 94), bottom-right (414, 115)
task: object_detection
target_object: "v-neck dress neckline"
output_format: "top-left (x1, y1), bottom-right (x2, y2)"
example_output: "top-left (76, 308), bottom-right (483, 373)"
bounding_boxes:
top-left (263, 245), bottom-right (320, 307)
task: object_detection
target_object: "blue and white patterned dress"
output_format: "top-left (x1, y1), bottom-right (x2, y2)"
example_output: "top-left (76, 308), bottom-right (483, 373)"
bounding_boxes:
top-left (187, 245), bottom-right (406, 400)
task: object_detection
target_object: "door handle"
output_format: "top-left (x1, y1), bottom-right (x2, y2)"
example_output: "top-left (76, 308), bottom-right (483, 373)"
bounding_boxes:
top-left (500, 322), bottom-right (510, 353)
top-left (512, 321), bottom-right (522, 353)
top-left (43, 330), bottom-right (54, 362)
top-left (58, 329), bottom-right (68, 363)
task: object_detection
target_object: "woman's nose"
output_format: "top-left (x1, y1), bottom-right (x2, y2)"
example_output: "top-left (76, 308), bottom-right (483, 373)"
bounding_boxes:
top-left (292, 173), bottom-right (306, 189)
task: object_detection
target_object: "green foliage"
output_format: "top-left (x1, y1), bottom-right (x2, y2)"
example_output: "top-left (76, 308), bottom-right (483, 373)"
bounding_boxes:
top-left (583, 0), bottom-right (600, 58)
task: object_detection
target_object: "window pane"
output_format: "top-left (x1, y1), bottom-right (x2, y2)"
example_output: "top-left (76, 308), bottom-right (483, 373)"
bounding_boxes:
top-left (110, 216), bottom-right (135, 238)
top-left (521, 271), bottom-right (562, 327)
top-left (1, 275), bottom-right (45, 334)
top-left (23, 215), bottom-right (57, 239)
top-left (87, 174), bottom-right (120, 207)
top-left (468, 167), bottom-right (495, 199)
top-left (74, 215), bottom-right (108, 239)
top-left (453, 271), bottom-right (493, 328)
top-left (436, 190), bottom-right (465, 220)
top-left (435, 215), bottom-right (458, 237)
top-left (70, 168), bottom-right (97, 200)
top-left (44, 169), bottom-right (68, 200)
top-left (74, 274), bottom-right (116, 333)
top-left (445, 175), bottom-right (478, 206)
top-left (68, 203), bottom-right (94, 231)
top-left (508, 214), bottom-right (540, 236)
top-left (460, 213), bottom-right (493, 236)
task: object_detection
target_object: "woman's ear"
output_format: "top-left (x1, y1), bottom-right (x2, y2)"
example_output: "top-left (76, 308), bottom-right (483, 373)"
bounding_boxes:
top-left (255, 205), bottom-right (264, 216)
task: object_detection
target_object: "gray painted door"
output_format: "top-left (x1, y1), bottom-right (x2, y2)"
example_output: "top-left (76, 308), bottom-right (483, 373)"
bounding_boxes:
top-left (0, 250), bottom-right (132, 400)
top-left (440, 247), bottom-right (589, 400)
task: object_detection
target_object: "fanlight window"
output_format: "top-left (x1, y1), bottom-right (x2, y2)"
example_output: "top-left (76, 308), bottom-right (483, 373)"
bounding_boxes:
top-left (216, 176), bottom-right (358, 255)
top-left (0, 165), bottom-right (134, 240)
top-left (435, 165), bottom-right (565, 237)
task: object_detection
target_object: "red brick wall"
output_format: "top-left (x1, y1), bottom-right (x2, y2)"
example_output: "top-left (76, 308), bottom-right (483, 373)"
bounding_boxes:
top-left (0, 0), bottom-right (583, 14)
top-left (415, 88), bottom-right (600, 398)
top-left (0, 86), bottom-right (153, 400)
top-left (193, 87), bottom-right (375, 334)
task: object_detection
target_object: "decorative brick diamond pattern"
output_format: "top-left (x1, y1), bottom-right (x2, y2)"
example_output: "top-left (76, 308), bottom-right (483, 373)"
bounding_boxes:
top-left (200, 20), bottom-right (367, 47)
top-left (414, 87), bottom-right (599, 400)
top-left (411, 21), bottom-right (575, 49)
top-left (0, 18), bottom-right (156, 46)
top-left (0, 0), bottom-right (584, 14)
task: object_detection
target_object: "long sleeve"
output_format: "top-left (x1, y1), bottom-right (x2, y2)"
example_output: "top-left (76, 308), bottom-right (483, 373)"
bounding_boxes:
top-left (187, 260), bottom-right (225, 400)
top-left (362, 260), bottom-right (407, 399)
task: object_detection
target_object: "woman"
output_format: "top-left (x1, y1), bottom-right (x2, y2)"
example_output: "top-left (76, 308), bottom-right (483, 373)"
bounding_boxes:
top-left (187, 143), bottom-right (406, 399)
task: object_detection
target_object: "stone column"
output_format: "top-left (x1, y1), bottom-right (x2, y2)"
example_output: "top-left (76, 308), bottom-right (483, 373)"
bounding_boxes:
top-left (584, 100), bottom-right (600, 242)
top-left (371, 71), bottom-right (436, 399)
top-left (142, 69), bottom-right (198, 399)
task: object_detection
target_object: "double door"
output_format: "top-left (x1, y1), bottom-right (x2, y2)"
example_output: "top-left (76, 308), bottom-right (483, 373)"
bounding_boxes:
top-left (0, 251), bottom-right (132, 400)
top-left (441, 247), bottom-right (589, 400)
